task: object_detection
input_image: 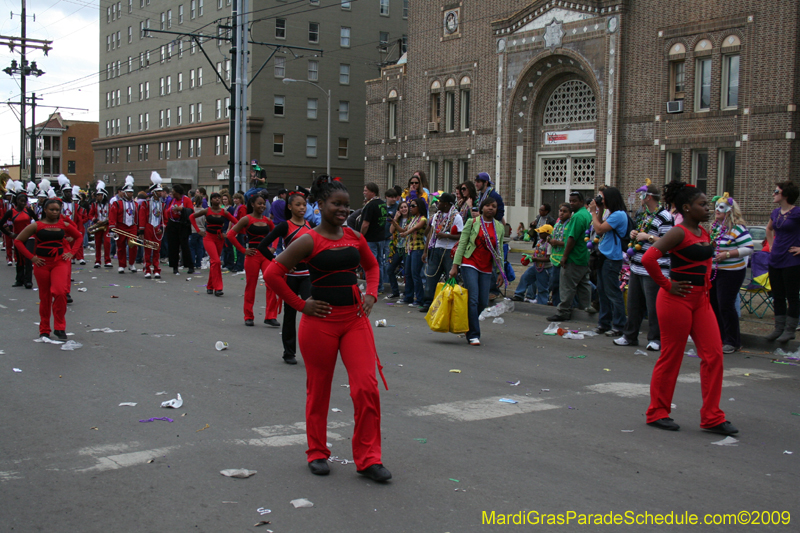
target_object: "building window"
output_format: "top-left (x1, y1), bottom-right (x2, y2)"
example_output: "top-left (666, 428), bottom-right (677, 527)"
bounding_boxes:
top-left (225, 59), bottom-right (230, 80)
top-left (460, 88), bottom-right (470, 130)
top-left (670, 61), bottom-right (686, 101)
top-left (166, 108), bottom-right (171, 127)
top-left (309, 22), bottom-right (319, 43)
top-left (160, 12), bottom-right (165, 30)
top-left (666, 151), bottom-right (682, 183)
top-left (67, 161), bottom-right (76, 174)
top-left (197, 138), bottom-right (202, 157)
top-left (722, 54), bottom-right (740, 109)
top-left (190, 69), bottom-right (195, 88)
top-left (197, 67), bottom-right (203, 86)
top-left (126, 146), bottom-right (131, 162)
top-left (445, 92), bottom-right (455, 132)
top-left (138, 145), bottom-right (143, 161)
top-left (189, 139), bottom-right (195, 157)
top-left (339, 101), bottom-right (349, 121)
top-left (177, 140), bottom-right (182, 158)
top-left (429, 161), bottom-right (439, 191)
top-left (215, 99), bottom-right (222, 119)
top-left (274, 134), bottom-right (284, 155)
top-left (379, 31), bottom-right (389, 50)
top-left (179, 4), bottom-right (183, 23)
top-left (198, 0), bottom-right (203, 16)
top-left (388, 101), bottom-right (397, 139)
top-left (178, 72), bottom-right (183, 91)
top-left (127, 86), bottom-right (132, 103)
top-left (338, 138), bottom-right (348, 158)
top-left (341, 0), bottom-right (351, 9)
top-left (307, 98), bottom-right (318, 119)
top-left (159, 77), bottom-right (165, 96)
top-left (403, 0), bottom-right (408, 18)
top-left (308, 60), bottom-right (318, 81)
top-left (339, 64), bottom-right (350, 85)
top-left (166, 142), bottom-right (171, 159)
top-left (190, 0), bottom-right (196, 19)
top-left (276, 18), bottom-right (286, 39)
top-left (695, 57), bottom-right (712, 111)
top-left (224, 96), bottom-right (230, 117)
top-left (127, 116), bottom-right (131, 133)
top-left (197, 103), bottom-right (202, 122)
top-left (144, 144), bottom-right (149, 160)
top-left (128, 26), bottom-right (133, 43)
top-left (718, 149), bottom-right (736, 196)
top-left (387, 163), bottom-right (395, 188)
top-left (340, 26), bottom-right (350, 47)
top-left (190, 103), bottom-right (195, 123)
top-left (275, 56), bottom-right (285, 78)
top-left (216, 62), bottom-right (222, 82)
top-left (380, 0), bottom-right (389, 16)
top-left (68, 137), bottom-right (76, 150)
top-left (459, 160), bottom-right (469, 185)
top-left (443, 160), bottom-right (453, 186)
top-left (166, 75), bottom-right (172, 94)
top-left (167, 9), bottom-right (172, 27)
top-left (159, 142), bottom-right (164, 160)
top-left (306, 136), bottom-right (317, 157)
top-left (430, 93), bottom-right (440, 123)
top-left (177, 106), bottom-right (182, 125)
top-left (145, 81), bottom-right (150, 99)
top-left (145, 112), bottom-right (149, 129)
top-left (159, 109), bottom-right (164, 128)
top-left (274, 95), bottom-right (285, 116)
top-left (692, 150), bottom-right (708, 193)
top-left (401, 34), bottom-right (407, 54)
top-left (138, 114), bottom-right (143, 131)
top-left (215, 136), bottom-right (221, 155)
top-left (543, 80), bottom-right (597, 125)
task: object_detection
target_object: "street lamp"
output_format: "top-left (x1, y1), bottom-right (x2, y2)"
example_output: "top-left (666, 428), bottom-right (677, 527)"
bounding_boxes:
top-left (282, 78), bottom-right (331, 176)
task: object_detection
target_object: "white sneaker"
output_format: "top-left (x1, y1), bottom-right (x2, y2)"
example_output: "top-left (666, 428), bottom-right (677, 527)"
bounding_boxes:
top-left (79, 260), bottom-right (86, 265)
top-left (118, 267), bottom-right (125, 273)
top-left (7, 261), bottom-right (12, 266)
top-left (524, 298), bottom-right (537, 304)
top-left (154, 272), bottom-right (161, 279)
top-left (468, 338), bottom-right (481, 346)
top-left (144, 272), bottom-right (152, 279)
top-left (646, 341), bottom-right (661, 351)
top-left (408, 303), bottom-right (416, 307)
top-left (105, 263), bottom-right (113, 268)
top-left (128, 265), bottom-right (137, 273)
top-left (613, 336), bottom-right (631, 346)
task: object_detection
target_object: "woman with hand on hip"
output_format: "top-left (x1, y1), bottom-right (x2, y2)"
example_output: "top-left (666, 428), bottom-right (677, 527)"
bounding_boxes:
top-left (264, 176), bottom-right (390, 482)
top-left (765, 181), bottom-right (800, 342)
top-left (190, 192), bottom-right (239, 296)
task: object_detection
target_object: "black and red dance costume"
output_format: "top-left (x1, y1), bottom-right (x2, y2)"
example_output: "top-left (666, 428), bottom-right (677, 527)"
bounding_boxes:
top-left (265, 227), bottom-right (387, 471)
top-left (60, 199), bottom-right (88, 263)
top-left (1, 204), bottom-right (37, 286)
top-left (226, 215), bottom-right (280, 322)
top-left (138, 196), bottom-right (165, 276)
top-left (15, 219), bottom-right (82, 336)
top-left (109, 197), bottom-right (139, 269)
top-left (88, 201), bottom-right (112, 266)
top-left (641, 226), bottom-right (726, 429)
top-left (191, 208), bottom-right (238, 293)
top-left (2, 197), bottom-right (14, 264)
top-left (258, 218), bottom-right (313, 359)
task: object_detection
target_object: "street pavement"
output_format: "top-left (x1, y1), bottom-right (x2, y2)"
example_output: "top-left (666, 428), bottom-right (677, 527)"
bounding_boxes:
top-left (0, 257), bottom-right (798, 532)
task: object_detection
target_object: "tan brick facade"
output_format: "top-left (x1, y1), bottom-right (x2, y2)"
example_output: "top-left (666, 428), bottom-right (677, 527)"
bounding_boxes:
top-left (366, 0), bottom-right (800, 226)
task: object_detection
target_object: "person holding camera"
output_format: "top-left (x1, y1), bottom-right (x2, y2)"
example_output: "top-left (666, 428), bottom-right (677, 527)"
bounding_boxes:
top-left (588, 187), bottom-right (628, 337)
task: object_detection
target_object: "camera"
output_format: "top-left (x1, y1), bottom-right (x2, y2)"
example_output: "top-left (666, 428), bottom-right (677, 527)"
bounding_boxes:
top-left (594, 194), bottom-right (604, 207)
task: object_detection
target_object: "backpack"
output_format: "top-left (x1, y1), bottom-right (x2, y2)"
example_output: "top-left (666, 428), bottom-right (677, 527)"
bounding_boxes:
top-left (612, 213), bottom-right (635, 251)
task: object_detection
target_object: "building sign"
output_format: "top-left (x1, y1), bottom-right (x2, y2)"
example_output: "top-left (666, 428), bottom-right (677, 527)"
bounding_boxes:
top-left (544, 129), bottom-right (596, 145)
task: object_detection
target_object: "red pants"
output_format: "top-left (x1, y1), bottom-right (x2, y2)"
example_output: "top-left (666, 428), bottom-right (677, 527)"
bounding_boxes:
top-left (143, 225), bottom-right (162, 274)
top-left (298, 305), bottom-right (382, 470)
top-left (94, 229), bottom-right (112, 265)
top-left (115, 225), bottom-right (138, 268)
top-left (204, 234), bottom-right (224, 291)
top-left (34, 257), bottom-right (71, 336)
top-left (74, 226), bottom-right (85, 261)
top-left (646, 287), bottom-right (725, 428)
top-left (4, 233), bottom-right (13, 262)
top-left (243, 252), bottom-right (281, 320)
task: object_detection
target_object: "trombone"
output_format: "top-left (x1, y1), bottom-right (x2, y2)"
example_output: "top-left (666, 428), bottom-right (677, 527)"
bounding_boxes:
top-left (110, 227), bottom-right (160, 250)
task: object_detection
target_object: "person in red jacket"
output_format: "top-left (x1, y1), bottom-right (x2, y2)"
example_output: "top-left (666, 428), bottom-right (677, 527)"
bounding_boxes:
top-left (15, 198), bottom-right (82, 339)
top-left (264, 176), bottom-right (390, 482)
top-left (138, 172), bottom-right (166, 279)
top-left (164, 184), bottom-right (195, 275)
top-left (190, 192), bottom-right (238, 296)
top-left (57, 176), bottom-right (88, 266)
top-left (226, 195), bottom-right (279, 326)
top-left (88, 181), bottom-right (112, 268)
top-left (108, 176), bottom-right (139, 274)
top-left (0, 181), bottom-right (37, 288)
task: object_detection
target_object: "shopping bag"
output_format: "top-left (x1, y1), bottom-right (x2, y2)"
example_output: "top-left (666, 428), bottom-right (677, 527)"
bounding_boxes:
top-left (449, 282), bottom-right (469, 334)
top-left (425, 279), bottom-right (454, 333)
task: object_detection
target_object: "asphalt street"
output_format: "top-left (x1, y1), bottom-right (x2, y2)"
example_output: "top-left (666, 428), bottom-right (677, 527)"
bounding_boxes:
top-left (0, 257), bottom-right (798, 532)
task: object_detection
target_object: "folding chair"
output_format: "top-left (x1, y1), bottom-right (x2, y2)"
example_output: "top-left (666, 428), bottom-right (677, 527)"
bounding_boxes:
top-left (739, 251), bottom-right (773, 318)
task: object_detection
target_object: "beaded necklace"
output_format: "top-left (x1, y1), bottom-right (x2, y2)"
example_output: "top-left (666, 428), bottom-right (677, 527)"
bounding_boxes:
top-left (404, 214), bottom-right (422, 253)
top-left (708, 220), bottom-right (726, 282)
top-left (478, 216), bottom-right (507, 286)
top-left (627, 209), bottom-right (656, 256)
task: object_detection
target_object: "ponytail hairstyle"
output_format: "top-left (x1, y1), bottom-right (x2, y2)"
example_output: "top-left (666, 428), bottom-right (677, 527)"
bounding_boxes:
top-left (668, 181), bottom-right (704, 215)
top-left (284, 190), bottom-right (307, 221)
top-left (42, 197), bottom-right (62, 214)
top-left (310, 174), bottom-right (348, 203)
top-left (663, 179), bottom-right (686, 211)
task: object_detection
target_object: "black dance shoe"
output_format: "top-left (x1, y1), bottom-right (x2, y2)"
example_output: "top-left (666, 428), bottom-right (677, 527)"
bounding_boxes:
top-left (244, 319), bottom-right (254, 327)
top-left (12, 281), bottom-right (23, 287)
top-left (647, 418), bottom-right (680, 431)
top-left (703, 421), bottom-right (739, 436)
top-left (308, 459), bottom-right (330, 476)
top-left (54, 330), bottom-right (68, 341)
top-left (214, 290), bottom-right (223, 297)
top-left (207, 289), bottom-right (213, 294)
top-left (264, 319), bottom-right (280, 327)
top-left (24, 283), bottom-right (32, 289)
top-left (357, 464), bottom-right (392, 482)
top-left (66, 294), bottom-right (73, 304)
top-left (283, 354), bottom-right (297, 365)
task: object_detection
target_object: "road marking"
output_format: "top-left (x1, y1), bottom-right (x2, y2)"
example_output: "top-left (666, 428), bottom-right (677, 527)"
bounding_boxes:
top-left (0, 471), bottom-right (22, 482)
top-left (75, 446), bottom-right (179, 473)
top-left (586, 382), bottom-right (650, 398)
top-left (234, 420), bottom-right (352, 447)
top-left (406, 395), bottom-right (560, 422)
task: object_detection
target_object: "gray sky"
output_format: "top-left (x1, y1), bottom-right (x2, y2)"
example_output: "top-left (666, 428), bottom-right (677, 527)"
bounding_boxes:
top-left (0, 0), bottom-right (99, 166)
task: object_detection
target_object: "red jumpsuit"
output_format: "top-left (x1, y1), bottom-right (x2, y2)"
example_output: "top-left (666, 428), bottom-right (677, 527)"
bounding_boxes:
top-left (227, 216), bottom-right (279, 321)
top-left (109, 198), bottom-right (139, 268)
top-left (138, 197), bottom-right (165, 276)
top-left (642, 226), bottom-right (726, 429)
top-left (264, 228), bottom-right (385, 471)
top-left (191, 209), bottom-right (238, 292)
top-left (88, 201), bottom-right (112, 265)
top-left (15, 220), bottom-right (82, 336)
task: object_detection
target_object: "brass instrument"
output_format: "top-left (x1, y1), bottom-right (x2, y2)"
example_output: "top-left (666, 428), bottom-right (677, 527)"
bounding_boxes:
top-left (110, 227), bottom-right (160, 250)
top-left (86, 220), bottom-right (109, 234)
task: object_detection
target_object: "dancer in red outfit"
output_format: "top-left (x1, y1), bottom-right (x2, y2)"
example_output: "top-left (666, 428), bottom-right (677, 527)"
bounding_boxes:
top-left (264, 176), bottom-right (391, 482)
top-left (108, 176), bottom-right (139, 274)
top-left (226, 195), bottom-right (278, 326)
top-left (190, 192), bottom-right (238, 296)
top-left (0, 181), bottom-right (38, 288)
top-left (257, 191), bottom-right (313, 364)
top-left (15, 198), bottom-right (82, 340)
top-left (138, 172), bottom-right (165, 279)
top-left (641, 181), bottom-right (738, 436)
top-left (88, 181), bottom-right (112, 268)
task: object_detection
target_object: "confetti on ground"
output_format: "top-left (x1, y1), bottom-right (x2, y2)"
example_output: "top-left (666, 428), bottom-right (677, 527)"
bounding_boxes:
top-left (413, 438), bottom-right (427, 444)
top-left (140, 417), bottom-right (174, 423)
top-left (568, 355), bottom-right (586, 359)
top-left (499, 398), bottom-right (518, 404)
top-left (507, 380), bottom-right (520, 386)
top-left (449, 478), bottom-right (459, 483)
top-left (196, 423), bottom-right (210, 432)
top-left (449, 369), bottom-right (461, 373)
top-left (711, 436), bottom-right (739, 446)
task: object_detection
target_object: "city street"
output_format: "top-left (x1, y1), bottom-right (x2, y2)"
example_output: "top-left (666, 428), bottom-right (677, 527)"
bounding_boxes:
top-left (1, 260), bottom-right (798, 532)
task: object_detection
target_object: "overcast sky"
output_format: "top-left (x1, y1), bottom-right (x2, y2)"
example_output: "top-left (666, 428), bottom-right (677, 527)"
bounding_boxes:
top-left (0, 0), bottom-right (99, 167)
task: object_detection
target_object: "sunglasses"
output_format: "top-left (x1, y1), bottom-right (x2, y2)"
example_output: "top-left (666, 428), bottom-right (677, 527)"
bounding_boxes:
top-left (410, 181), bottom-right (419, 185)
top-left (459, 187), bottom-right (467, 191)
top-left (410, 204), bottom-right (418, 208)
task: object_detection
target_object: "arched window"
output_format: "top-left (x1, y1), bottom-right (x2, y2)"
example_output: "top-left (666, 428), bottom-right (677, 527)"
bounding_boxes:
top-left (543, 80), bottom-right (597, 126)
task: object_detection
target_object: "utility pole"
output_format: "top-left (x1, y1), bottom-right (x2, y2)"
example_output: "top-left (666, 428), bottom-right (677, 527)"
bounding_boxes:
top-left (19, 0), bottom-right (26, 176)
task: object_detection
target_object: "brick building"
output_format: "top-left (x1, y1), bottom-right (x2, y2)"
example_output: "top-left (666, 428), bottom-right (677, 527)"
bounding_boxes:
top-left (25, 113), bottom-right (99, 189)
top-left (365, 0), bottom-right (800, 225)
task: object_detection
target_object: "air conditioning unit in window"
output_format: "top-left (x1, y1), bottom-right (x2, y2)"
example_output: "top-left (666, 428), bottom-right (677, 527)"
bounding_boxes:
top-left (666, 100), bottom-right (684, 114)
top-left (428, 121), bottom-right (439, 133)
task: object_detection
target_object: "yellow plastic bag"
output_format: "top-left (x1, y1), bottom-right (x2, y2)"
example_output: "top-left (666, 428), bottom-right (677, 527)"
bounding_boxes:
top-left (425, 280), bottom-right (453, 333)
top-left (449, 283), bottom-right (469, 334)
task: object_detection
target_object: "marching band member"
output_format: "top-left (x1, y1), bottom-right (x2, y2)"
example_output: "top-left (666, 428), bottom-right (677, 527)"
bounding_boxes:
top-left (108, 176), bottom-right (139, 274)
top-left (226, 195), bottom-right (279, 327)
top-left (35, 179), bottom-right (53, 218)
top-left (138, 172), bottom-right (165, 279)
top-left (2, 188), bottom-right (14, 266)
top-left (0, 181), bottom-right (37, 288)
top-left (190, 192), bottom-right (239, 296)
top-left (88, 181), bottom-right (112, 268)
top-left (57, 176), bottom-right (88, 266)
top-left (14, 198), bottom-right (82, 340)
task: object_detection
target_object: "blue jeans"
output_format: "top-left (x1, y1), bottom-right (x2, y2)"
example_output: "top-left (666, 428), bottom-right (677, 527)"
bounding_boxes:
top-left (234, 235), bottom-right (246, 271)
top-left (515, 266), bottom-right (538, 300)
top-left (188, 233), bottom-right (205, 269)
top-left (515, 265), bottom-right (551, 304)
top-left (423, 247), bottom-right (454, 307)
top-left (597, 258), bottom-right (626, 330)
top-left (386, 251), bottom-right (404, 295)
top-left (404, 250), bottom-right (424, 304)
top-left (221, 239), bottom-right (235, 270)
top-left (461, 265), bottom-right (491, 341)
top-left (368, 240), bottom-right (388, 293)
